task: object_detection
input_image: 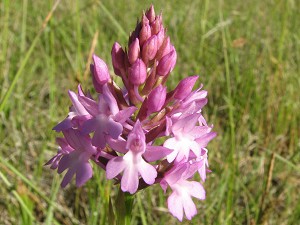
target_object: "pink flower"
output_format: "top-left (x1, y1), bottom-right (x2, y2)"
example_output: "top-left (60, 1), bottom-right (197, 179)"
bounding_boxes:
top-left (164, 113), bottom-right (216, 163)
top-left (160, 161), bottom-right (205, 221)
top-left (106, 120), bottom-right (171, 194)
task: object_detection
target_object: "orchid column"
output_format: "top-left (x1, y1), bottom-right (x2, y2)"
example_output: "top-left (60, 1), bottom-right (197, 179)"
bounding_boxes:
top-left (46, 5), bottom-right (216, 222)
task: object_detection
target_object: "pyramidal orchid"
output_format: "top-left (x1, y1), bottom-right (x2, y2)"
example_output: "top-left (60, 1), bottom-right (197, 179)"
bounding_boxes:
top-left (47, 5), bottom-right (216, 222)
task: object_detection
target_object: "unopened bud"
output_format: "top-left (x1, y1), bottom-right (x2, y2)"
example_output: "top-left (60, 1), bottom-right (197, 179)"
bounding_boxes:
top-left (156, 36), bottom-right (170, 60)
top-left (146, 5), bottom-right (155, 23)
top-left (147, 85), bottom-right (166, 114)
top-left (128, 59), bottom-right (147, 85)
top-left (156, 48), bottom-right (177, 76)
top-left (139, 23), bottom-right (151, 45)
top-left (151, 15), bottom-right (162, 35)
top-left (111, 42), bottom-right (125, 76)
top-left (92, 54), bottom-right (110, 85)
top-left (174, 75), bottom-right (199, 100)
top-left (142, 35), bottom-right (158, 64)
top-left (156, 29), bottom-right (165, 50)
top-left (128, 38), bottom-right (140, 64)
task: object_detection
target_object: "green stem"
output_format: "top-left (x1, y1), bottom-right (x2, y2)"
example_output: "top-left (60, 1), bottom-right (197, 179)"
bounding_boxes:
top-left (115, 189), bottom-right (135, 225)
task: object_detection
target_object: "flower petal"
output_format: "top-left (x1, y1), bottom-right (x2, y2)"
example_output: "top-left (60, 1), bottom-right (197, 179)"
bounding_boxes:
top-left (68, 90), bottom-right (88, 115)
top-left (81, 117), bottom-right (98, 134)
top-left (144, 145), bottom-right (172, 162)
top-left (182, 194), bottom-right (197, 220)
top-left (53, 117), bottom-right (73, 132)
top-left (106, 156), bottom-right (126, 179)
top-left (114, 106), bottom-right (137, 123)
top-left (188, 181), bottom-right (205, 200)
top-left (168, 192), bottom-right (184, 222)
top-left (106, 137), bottom-right (127, 154)
top-left (121, 164), bottom-right (139, 194)
top-left (107, 118), bottom-right (123, 139)
top-left (92, 126), bottom-right (106, 148)
top-left (60, 166), bottom-right (76, 188)
top-left (195, 132), bottom-right (217, 148)
top-left (78, 95), bottom-right (99, 117)
top-left (76, 162), bottom-right (93, 187)
top-left (137, 159), bottom-right (157, 185)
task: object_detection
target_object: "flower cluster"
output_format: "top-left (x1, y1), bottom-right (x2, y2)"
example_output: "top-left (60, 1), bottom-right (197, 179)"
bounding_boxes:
top-left (46, 5), bottom-right (216, 221)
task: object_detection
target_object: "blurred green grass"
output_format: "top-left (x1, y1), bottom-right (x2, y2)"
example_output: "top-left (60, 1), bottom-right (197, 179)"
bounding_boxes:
top-left (0, 0), bottom-right (299, 224)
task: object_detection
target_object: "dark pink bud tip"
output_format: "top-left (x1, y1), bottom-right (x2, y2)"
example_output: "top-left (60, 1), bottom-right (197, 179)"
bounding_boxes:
top-left (92, 54), bottom-right (110, 85)
top-left (111, 42), bottom-right (125, 76)
top-left (156, 48), bottom-right (177, 76)
top-left (128, 59), bottom-right (147, 85)
top-left (174, 76), bottom-right (199, 100)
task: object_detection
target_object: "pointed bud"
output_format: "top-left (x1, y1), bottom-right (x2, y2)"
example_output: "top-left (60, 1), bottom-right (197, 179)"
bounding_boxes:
top-left (142, 13), bottom-right (149, 26)
top-left (147, 85), bottom-right (166, 114)
top-left (128, 59), bottom-right (147, 85)
top-left (156, 36), bottom-right (170, 60)
top-left (128, 38), bottom-right (140, 65)
top-left (92, 54), bottom-right (110, 86)
top-left (156, 48), bottom-right (177, 76)
top-left (146, 5), bottom-right (155, 23)
top-left (142, 35), bottom-right (158, 64)
top-left (174, 76), bottom-right (199, 100)
top-left (156, 29), bottom-right (165, 50)
top-left (139, 23), bottom-right (151, 45)
top-left (151, 15), bottom-right (162, 35)
top-left (129, 20), bottom-right (142, 45)
top-left (90, 64), bottom-right (102, 93)
top-left (111, 42), bottom-right (125, 76)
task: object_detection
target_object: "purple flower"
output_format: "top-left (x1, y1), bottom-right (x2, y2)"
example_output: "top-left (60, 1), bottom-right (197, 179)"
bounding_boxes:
top-left (106, 120), bottom-right (171, 194)
top-left (80, 84), bottom-right (136, 148)
top-left (160, 161), bottom-right (205, 221)
top-left (55, 129), bottom-right (97, 188)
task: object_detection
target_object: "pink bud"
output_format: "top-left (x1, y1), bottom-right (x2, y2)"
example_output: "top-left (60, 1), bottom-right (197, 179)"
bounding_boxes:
top-left (90, 64), bottom-right (102, 93)
top-left (111, 42), bottom-right (125, 76)
top-left (151, 15), bottom-right (162, 35)
top-left (92, 54), bottom-right (110, 85)
top-left (174, 76), bottom-right (199, 100)
top-left (156, 29), bottom-right (165, 50)
top-left (128, 59), bottom-right (147, 85)
top-left (142, 13), bottom-right (149, 26)
top-left (142, 35), bottom-right (158, 64)
top-left (139, 23), bottom-right (151, 46)
top-left (147, 85), bottom-right (166, 114)
top-left (128, 38), bottom-right (140, 64)
top-left (146, 5), bottom-right (155, 23)
top-left (156, 48), bottom-right (177, 76)
top-left (156, 36), bottom-right (170, 60)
